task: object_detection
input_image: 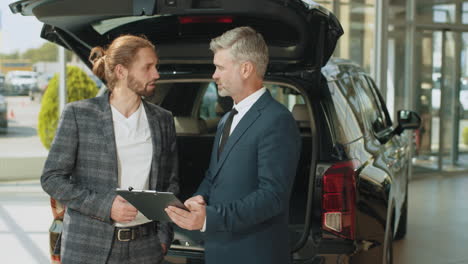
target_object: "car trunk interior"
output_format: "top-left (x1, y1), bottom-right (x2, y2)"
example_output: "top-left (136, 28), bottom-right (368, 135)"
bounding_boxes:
top-left (144, 78), bottom-right (314, 255)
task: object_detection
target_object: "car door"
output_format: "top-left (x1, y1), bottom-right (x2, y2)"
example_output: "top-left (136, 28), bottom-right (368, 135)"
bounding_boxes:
top-left (363, 76), bottom-right (408, 220)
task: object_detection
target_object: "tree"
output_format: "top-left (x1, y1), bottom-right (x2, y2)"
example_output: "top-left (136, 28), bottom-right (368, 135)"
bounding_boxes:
top-left (463, 127), bottom-right (468, 146)
top-left (21, 42), bottom-right (73, 63)
top-left (0, 51), bottom-right (20, 60)
top-left (38, 66), bottom-right (98, 149)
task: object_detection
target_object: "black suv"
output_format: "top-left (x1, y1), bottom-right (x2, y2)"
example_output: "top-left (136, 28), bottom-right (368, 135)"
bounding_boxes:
top-left (11, 0), bottom-right (420, 263)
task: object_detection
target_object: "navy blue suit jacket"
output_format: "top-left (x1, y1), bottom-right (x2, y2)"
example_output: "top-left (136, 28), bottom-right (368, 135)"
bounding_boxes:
top-left (195, 90), bottom-right (301, 264)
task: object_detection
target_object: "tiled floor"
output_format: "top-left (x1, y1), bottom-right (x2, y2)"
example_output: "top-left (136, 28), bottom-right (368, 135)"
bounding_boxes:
top-left (1, 171), bottom-right (468, 264)
top-left (394, 171), bottom-right (468, 264)
top-left (0, 183), bottom-right (50, 264)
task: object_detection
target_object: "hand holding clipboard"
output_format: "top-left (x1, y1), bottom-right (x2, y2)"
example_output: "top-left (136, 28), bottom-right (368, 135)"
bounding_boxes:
top-left (116, 188), bottom-right (188, 223)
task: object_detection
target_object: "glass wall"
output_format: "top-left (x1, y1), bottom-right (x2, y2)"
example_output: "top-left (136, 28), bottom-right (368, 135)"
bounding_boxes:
top-left (387, 0), bottom-right (408, 121)
top-left (316, 0), bottom-right (376, 73)
top-left (316, 0), bottom-right (468, 171)
top-left (461, 33), bottom-right (468, 156)
top-left (411, 0), bottom-right (468, 170)
top-left (417, 2), bottom-right (457, 24)
top-left (464, 2), bottom-right (468, 24)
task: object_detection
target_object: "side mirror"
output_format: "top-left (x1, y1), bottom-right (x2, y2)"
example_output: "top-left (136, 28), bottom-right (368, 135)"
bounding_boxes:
top-left (394, 110), bottom-right (421, 135)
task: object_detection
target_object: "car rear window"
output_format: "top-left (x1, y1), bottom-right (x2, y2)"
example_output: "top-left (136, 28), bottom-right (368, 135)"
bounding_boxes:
top-left (352, 75), bottom-right (390, 135)
top-left (323, 79), bottom-right (363, 144)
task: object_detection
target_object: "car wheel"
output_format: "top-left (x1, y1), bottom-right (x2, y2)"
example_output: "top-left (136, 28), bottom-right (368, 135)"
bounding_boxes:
top-left (350, 215), bottom-right (394, 264)
top-left (394, 193), bottom-right (408, 240)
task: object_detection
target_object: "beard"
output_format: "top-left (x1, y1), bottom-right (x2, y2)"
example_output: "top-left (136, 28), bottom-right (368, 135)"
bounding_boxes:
top-left (218, 87), bottom-right (230, 97)
top-left (127, 74), bottom-right (156, 97)
top-left (216, 82), bottom-right (233, 98)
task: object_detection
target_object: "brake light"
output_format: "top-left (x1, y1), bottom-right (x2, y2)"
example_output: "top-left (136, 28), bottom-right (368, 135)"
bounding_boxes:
top-left (322, 160), bottom-right (360, 240)
top-left (178, 16), bottom-right (233, 24)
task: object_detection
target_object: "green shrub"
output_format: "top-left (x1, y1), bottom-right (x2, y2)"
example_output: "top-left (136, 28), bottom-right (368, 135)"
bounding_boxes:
top-left (463, 127), bottom-right (468, 146)
top-left (38, 66), bottom-right (98, 149)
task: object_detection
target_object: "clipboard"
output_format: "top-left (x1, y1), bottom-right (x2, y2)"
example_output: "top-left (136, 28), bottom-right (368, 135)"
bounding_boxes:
top-left (116, 189), bottom-right (188, 223)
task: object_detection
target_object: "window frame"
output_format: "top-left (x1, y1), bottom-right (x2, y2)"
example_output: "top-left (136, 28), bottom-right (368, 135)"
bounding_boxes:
top-left (352, 74), bottom-right (391, 139)
top-left (363, 76), bottom-right (393, 128)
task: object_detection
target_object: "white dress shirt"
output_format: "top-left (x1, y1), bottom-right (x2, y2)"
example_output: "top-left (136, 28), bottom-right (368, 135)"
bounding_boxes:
top-left (202, 87), bottom-right (267, 231)
top-left (111, 102), bottom-right (153, 227)
top-left (229, 87), bottom-right (266, 135)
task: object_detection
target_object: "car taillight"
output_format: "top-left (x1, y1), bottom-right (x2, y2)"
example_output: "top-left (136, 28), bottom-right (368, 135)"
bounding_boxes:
top-left (322, 160), bottom-right (360, 240)
top-left (178, 16), bottom-right (233, 24)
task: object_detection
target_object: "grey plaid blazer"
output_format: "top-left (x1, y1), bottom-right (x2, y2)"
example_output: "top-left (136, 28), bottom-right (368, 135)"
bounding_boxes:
top-left (41, 92), bottom-right (179, 264)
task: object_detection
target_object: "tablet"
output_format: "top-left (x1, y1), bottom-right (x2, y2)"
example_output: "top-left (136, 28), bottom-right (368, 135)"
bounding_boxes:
top-left (116, 189), bottom-right (188, 223)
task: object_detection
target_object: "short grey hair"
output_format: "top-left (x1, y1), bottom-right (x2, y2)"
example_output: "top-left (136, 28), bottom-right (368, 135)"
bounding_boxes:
top-left (210, 26), bottom-right (269, 78)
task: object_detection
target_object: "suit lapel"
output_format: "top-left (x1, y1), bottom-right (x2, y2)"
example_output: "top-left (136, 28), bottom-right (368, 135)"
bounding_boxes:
top-left (212, 90), bottom-right (272, 178)
top-left (143, 100), bottom-right (162, 190)
top-left (98, 93), bottom-right (119, 187)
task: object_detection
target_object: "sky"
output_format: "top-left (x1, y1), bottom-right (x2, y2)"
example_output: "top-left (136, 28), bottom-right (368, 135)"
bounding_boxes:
top-left (0, 0), bottom-right (46, 54)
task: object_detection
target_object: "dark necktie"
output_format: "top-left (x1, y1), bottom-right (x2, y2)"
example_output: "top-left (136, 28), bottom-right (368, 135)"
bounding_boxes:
top-left (218, 108), bottom-right (238, 159)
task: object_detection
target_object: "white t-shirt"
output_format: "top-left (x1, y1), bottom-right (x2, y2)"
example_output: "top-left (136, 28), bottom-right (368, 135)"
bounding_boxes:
top-left (111, 102), bottom-right (153, 227)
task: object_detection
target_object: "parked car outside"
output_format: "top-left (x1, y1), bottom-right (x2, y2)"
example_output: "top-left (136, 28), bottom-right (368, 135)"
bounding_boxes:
top-left (0, 74), bottom-right (5, 93)
top-left (11, 0), bottom-right (421, 263)
top-left (37, 73), bottom-right (54, 91)
top-left (0, 94), bottom-right (8, 133)
top-left (5, 70), bottom-right (39, 96)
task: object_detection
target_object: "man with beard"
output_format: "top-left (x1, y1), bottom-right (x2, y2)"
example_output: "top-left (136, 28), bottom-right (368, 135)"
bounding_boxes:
top-left (41, 35), bottom-right (179, 264)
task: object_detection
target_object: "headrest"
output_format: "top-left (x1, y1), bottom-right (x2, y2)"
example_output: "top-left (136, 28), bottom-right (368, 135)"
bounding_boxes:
top-left (174, 117), bottom-right (207, 134)
top-left (292, 104), bottom-right (309, 121)
top-left (291, 104), bottom-right (310, 128)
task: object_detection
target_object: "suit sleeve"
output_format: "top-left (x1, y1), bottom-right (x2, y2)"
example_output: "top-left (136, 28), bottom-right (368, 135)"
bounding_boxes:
top-left (41, 104), bottom-right (116, 224)
top-left (194, 168), bottom-right (213, 202)
top-left (205, 112), bottom-right (301, 233)
top-left (194, 145), bottom-right (217, 202)
top-left (158, 113), bottom-right (179, 246)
